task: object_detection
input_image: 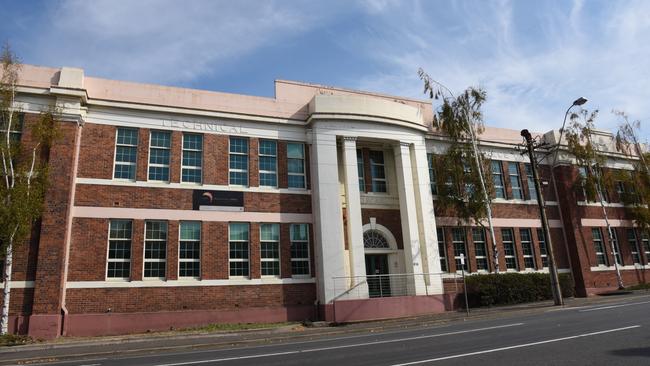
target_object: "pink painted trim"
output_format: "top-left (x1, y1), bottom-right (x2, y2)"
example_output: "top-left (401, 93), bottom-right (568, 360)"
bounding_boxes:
top-left (64, 306), bottom-right (315, 337)
top-left (73, 206), bottom-right (313, 223)
top-left (581, 219), bottom-right (635, 227)
top-left (436, 217), bottom-right (562, 228)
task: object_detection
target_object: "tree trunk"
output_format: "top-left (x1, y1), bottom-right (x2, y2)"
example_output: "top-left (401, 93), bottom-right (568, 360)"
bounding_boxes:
top-left (1, 241), bottom-right (12, 335)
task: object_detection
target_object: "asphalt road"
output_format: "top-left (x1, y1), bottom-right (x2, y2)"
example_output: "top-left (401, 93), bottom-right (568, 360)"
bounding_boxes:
top-left (5, 295), bottom-right (650, 366)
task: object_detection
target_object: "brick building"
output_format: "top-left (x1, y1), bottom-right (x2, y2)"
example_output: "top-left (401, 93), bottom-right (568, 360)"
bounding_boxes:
top-left (3, 65), bottom-right (648, 338)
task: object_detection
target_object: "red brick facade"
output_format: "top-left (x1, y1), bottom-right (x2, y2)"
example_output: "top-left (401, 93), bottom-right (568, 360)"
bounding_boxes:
top-left (5, 106), bottom-right (649, 339)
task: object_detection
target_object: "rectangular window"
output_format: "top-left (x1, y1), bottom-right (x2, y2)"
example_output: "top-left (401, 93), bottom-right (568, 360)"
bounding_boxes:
top-left (452, 228), bottom-right (468, 272)
top-left (114, 127), bottom-right (138, 180)
top-left (626, 229), bottom-right (641, 265)
top-left (428, 153), bottom-right (437, 195)
top-left (537, 228), bottom-right (548, 268)
top-left (144, 221), bottom-right (167, 278)
top-left (290, 224), bottom-right (310, 276)
top-left (229, 223), bottom-right (250, 277)
top-left (508, 162), bottom-right (523, 200)
top-left (357, 149), bottom-right (365, 192)
top-left (260, 224), bottom-right (280, 277)
top-left (610, 229), bottom-right (622, 265)
top-left (107, 220), bottom-right (132, 279)
top-left (148, 130), bottom-right (171, 182)
top-left (229, 137), bottom-right (249, 186)
top-left (642, 231), bottom-right (650, 263)
top-left (287, 142), bottom-right (306, 188)
top-left (491, 161), bottom-right (505, 199)
top-left (472, 228), bottom-right (489, 271)
top-left (520, 228), bottom-right (536, 270)
top-left (437, 228), bottom-right (448, 272)
top-left (259, 140), bottom-right (278, 187)
top-left (181, 133), bottom-right (202, 183)
top-left (0, 112), bottom-right (23, 142)
top-left (502, 228), bottom-right (518, 270)
top-left (593, 228), bottom-right (608, 266)
top-left (524, 163), bottom-right (537, 201)
top-left (369, 150), bottom-right (387, 193)
top-left (179, 221), bottom-right (201, 278)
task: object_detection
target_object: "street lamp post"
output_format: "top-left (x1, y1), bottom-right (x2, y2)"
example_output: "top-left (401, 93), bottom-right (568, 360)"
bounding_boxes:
top-left (521, 129), bottom-right (564, 305)
top-left (534, 97), bottom-right (587, 305)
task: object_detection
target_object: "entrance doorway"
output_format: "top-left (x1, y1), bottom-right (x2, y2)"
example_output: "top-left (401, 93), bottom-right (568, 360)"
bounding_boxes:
top-left (365, 254), bottom-right (391, 297)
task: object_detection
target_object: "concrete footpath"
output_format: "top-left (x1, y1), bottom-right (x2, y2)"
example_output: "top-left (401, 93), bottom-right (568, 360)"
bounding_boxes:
top-left (2, 291), bottom-right (648, 365)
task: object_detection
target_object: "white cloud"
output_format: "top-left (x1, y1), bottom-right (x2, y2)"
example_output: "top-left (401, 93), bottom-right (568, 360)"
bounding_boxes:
top-left (32, 0), bottom-right (328, 85)
top-left (348, 0), bottom-right (650, 141)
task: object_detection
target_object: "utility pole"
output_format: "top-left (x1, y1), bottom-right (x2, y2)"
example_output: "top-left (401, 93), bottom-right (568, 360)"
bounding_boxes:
top-left (521, 129), bottom-right (564, 306)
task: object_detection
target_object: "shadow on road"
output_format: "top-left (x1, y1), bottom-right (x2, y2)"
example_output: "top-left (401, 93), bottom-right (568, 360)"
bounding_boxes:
top-left (609, 347), bottom-right (650, 358)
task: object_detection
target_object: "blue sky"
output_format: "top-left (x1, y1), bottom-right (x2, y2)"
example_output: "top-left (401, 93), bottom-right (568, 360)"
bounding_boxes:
top-left (2, 0), bottom-right (649, 141)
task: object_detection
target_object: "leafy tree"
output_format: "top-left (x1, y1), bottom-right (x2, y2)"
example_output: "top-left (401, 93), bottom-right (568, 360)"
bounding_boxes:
top-left (418, 68), bottom-right (498, 271)
top-left (610, 111), bottom-right (650, 232)
top-left (0, 44), bottom-right (59, 334)
top-left (564, 108), bottom-right (624, 288)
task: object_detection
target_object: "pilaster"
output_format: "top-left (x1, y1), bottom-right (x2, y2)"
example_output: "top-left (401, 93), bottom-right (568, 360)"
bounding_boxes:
top-left (394, 142), bottom-right (426, 295)
top-left (342, 137), bottom-right (368, 297)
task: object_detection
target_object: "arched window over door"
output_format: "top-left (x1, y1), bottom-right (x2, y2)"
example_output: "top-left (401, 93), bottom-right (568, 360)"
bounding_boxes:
top-left (363, 230), bottom-right (390, 249)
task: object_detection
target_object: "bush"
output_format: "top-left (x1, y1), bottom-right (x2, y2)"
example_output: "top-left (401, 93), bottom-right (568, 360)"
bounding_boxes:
top-left (0, 334), bottom-right (33, 346)
top-left (463, 272), bottom-right (574, 307)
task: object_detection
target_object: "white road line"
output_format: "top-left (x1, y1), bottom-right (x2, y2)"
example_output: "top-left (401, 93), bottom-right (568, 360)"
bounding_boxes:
top-left (390, 325), bottom-right (641, 365)
top-left (579, 300), bottom-right (650, 312)
top-left (149, 323), bottom-right (524, 366)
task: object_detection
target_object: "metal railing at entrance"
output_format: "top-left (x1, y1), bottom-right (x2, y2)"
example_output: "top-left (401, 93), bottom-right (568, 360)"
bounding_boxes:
top-left (331, 272), bottom-right (461, 302)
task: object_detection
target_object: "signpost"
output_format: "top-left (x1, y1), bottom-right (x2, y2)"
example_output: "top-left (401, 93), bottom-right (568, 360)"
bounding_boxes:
top-left (460, 254), bottom-right (469, 316)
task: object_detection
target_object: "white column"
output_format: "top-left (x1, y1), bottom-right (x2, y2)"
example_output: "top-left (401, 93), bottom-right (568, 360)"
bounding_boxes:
top-left (411, 138), bottom-right (443, 294)
top-left (310, 129), bottom-right (347, 304)
top-left (342, 137), bottom-right (368, 298)
top-left (394, 142), bottom-right (427, 295)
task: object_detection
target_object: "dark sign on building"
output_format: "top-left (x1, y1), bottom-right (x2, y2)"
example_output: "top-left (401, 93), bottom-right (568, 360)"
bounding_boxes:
top-left (192, 190), bottom-right (244, 211)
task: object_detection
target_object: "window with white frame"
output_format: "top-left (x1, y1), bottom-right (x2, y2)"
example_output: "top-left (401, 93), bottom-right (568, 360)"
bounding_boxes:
top-left (229, 223), bottom-right (249, 277)
top-left (259, 140), bottom-right (278, 187)
top-left (452, 228), bottom-right (468, 272)
top-left (626, 229), bottom-right (641, 264)
top-left (0, 112), bottom-right (23, 142)
top-left (537, 228), bottom-right (548, 268)
top-left (107, 220), bottom-right (132, 279)
top-left (114, 127), bottom-right (138, 180)
top-left (610, 228), bottom-right (623, 265)
top-left (472, 228), bottom-right (489, 271)
top-left (229, 137), bottom-right (249, 186)
top-left (428, 153), bottom-right (437, 195)
top-left (491, 161), bottom-right (506, 199)
top-left (369, 150), bottom-right (387, 193)
top-left (148, 131), bottom-right (171, 182)
top-left (260, 224), bottom-right (280, 277)
top-left (290, 224), bottom-right (310, 276)
top-left (520, 228), bottom-right (536, 270)
top-left (592, 228), bottom-right (608, 266)
top-left (181, 133), bottom-right (202, 183)
top-left (524, 163), bottom-right (537, 201)
top-left (144, 221), bottom-right (167, 278)
top-left (508, 162), bottom-right (523, 200)
top-left (357, 149), bottom-right (365, 191)
top-left (437, 228), bottom-right (448, 272)
top-left (642, 231), bottom-right (650, 263)
top-left (502, 228), bottom-right (518, 270)
top-left (287, 142), bottom-right (306, 189)
top-left (179, 221), bottom-right (201, 278)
